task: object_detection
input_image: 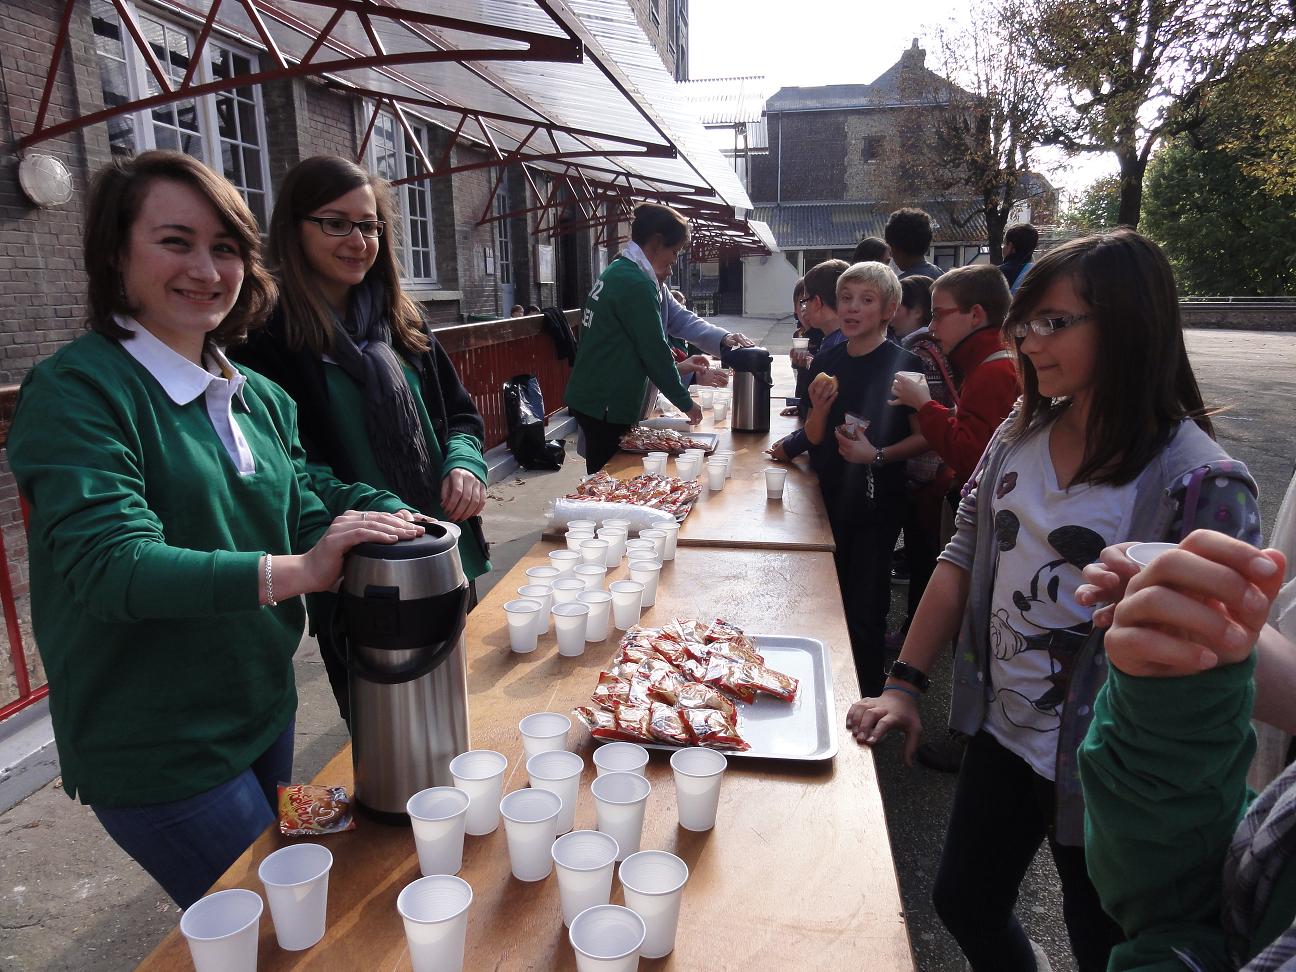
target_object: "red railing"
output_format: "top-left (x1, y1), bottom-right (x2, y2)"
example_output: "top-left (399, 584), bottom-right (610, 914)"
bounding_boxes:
top-left (0, 385), bottom-right (45, 722)
top-left (437, 310), bottom-right (578, 450)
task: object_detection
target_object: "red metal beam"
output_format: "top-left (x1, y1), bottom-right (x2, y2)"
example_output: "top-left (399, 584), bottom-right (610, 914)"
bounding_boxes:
top-left (239, 0), bottom-right (287, 69)
top-left (112, 0), bottom-right (175, 98)
top-left (179, 0), bottom-right (224, 89)
top-left (29, 0), bottom-right (76, 141)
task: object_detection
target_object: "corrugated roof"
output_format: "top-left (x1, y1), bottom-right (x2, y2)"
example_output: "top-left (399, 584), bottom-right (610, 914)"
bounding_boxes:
top-left (752, 202), bottom-right (987, 249)
top-left (677, 76), bottom-right (770, 126)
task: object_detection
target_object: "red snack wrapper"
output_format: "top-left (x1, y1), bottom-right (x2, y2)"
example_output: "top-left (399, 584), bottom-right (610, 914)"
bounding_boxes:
top-left (574, 705), bottom-right (617, 736)
top-left (592, 672), bottom-right (631, 709)
top-left (613, 703), bottom-right (655, 743)
top-left (675, 680), bottom-right (738, 721)
top-left (742, 662), bottom-right (800, 702)
top-left (684, 707), bottom-right (749, 751)
top-left (278, 784), bottom-right (356, 836)
top-left (649, 702), bottom-right (693, 746)
top-left (702, 655), bottom-right (758, 703)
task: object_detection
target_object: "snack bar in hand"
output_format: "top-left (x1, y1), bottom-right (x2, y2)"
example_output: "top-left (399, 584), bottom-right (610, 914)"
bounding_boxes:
top-left (566, 471), bottom-right (701, 519)
top-left (619, 426), bottom-right (715, 455)
top-left (574, 619), bottom-right (800, 751)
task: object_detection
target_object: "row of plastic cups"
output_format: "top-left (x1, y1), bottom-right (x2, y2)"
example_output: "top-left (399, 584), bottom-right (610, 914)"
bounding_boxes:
top-left (504, 579), bottom-right (646, 654)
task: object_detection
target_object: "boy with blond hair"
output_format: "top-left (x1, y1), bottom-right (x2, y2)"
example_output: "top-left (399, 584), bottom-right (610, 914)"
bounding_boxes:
top-left (805, 262), bottom-right (930, 695)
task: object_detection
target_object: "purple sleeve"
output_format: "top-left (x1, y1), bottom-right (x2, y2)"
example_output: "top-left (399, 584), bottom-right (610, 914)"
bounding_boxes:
top-left (1167, 462), bottom-right (1262, 546)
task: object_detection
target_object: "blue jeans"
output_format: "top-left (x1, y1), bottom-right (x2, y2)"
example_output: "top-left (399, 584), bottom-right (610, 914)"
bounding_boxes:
top-left (92, 722), bottom-right (294, 908)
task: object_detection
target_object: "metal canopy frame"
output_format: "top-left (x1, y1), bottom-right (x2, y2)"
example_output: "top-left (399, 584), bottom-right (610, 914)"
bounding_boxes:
top-left (20, 0), bottom-right (770, 257)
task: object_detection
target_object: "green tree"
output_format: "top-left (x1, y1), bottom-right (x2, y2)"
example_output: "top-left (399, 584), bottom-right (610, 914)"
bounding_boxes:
top-left (1062, 175), bottom-right (1122, 231)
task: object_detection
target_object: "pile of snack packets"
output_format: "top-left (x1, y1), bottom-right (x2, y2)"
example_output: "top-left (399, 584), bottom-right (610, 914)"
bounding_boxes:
top-left (618, 426), bottom-right (714, 455)
top-left (565, 471), bottom-right (701, 519)
top-left (574, 619), bottom-right (798, 752)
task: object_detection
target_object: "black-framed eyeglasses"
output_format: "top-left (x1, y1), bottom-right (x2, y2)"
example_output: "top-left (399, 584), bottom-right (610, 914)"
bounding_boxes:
top-left (302, 215), bottom-right (385, 238)
top-left (1009, 313), bottom-right (1093, 338)
top-left (797, 297), bottom-right (811, 308)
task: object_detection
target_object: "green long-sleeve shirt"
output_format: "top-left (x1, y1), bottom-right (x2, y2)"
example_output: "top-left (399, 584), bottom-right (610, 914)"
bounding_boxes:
top-left (9, 333), bottom-right (403, 806)
top-left (564, 256), bottom-right (695, 424)
top-left (1081, 654), bottom-right (1296, 970)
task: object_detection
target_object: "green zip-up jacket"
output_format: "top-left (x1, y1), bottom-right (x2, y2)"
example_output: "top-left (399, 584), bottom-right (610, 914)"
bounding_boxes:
top-left (564, 256), bottom-right (695, 424)
top-left (8, 333), bottom-right (404, 806)
top-left (1081, 654), bottom-right (1296, 970)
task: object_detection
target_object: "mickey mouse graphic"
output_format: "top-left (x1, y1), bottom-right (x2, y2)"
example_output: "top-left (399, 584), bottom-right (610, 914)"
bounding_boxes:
top-left (988, 509), bottom-right (1107, 733)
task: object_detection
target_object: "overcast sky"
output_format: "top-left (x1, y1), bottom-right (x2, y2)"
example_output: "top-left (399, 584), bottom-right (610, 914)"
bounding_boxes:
top-left (687, 0), bottom-right (1117, 200)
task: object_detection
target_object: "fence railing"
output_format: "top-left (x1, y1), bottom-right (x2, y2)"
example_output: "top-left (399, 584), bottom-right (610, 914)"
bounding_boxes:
top-left (435, 310), bottom-right (578, 451)
top-left (0, 384), bottom-right (43, 722)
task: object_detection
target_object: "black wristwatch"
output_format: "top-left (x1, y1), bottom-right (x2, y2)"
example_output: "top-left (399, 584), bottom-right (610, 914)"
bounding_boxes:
top-left (886, 660), bottom-right (930, 693)
top-left (872, 448), bottom-right (887, 466)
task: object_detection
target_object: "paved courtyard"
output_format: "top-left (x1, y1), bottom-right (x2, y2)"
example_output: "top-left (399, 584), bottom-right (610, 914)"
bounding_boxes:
top-left (0, 323), bottom-right (1292, 971)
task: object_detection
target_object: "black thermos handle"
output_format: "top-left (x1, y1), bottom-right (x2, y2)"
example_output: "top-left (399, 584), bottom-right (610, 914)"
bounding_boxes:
top-left (332, 583), bottom-right (470, 685)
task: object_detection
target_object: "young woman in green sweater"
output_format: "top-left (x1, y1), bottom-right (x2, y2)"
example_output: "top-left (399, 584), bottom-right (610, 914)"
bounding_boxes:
top-left (8, 151), bottom-right (425, 908)
top-left (231, 155), bottom-right (491, 725)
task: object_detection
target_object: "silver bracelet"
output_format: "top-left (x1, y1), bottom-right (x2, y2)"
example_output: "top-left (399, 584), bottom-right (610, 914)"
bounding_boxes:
top-left (265, 553), bottom-right (277, 607)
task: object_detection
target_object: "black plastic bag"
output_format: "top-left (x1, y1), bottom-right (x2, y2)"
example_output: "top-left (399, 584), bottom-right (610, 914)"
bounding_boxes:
top-left (503, 374), bottom-right (566, 471)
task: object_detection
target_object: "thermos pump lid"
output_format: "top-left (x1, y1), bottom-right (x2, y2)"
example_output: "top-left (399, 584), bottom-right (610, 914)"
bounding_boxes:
top-left (348, 521), bottom-right (460, 562)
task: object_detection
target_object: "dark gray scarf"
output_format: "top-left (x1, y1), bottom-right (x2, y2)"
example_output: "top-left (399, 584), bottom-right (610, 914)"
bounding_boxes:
top-left (329, 277), bottom-right (440, 515)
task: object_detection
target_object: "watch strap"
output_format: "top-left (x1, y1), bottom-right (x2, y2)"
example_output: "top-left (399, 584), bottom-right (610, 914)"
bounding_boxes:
top-left (887, 660), bottom-right (930, 693)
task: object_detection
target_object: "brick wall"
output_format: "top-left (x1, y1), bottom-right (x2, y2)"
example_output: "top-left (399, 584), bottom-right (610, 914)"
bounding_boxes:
top-left (449, 147), bottom-right (501, 319)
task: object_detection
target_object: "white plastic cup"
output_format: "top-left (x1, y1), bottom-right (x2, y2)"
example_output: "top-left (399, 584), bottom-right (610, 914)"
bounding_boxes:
top-left (180, 888), bottom-right (263, 972)
top-left (697, 386), bottom-right (714, 408)
top-left (549, 549), bottom-right (581, 576)
top-left (552, 577), bottom-right (587, 604)
top-left (792, 335), bottom-right (810, 350)
top-left (258, 843), bottom-right (332, 951)
top-left (579, 538), bottom-right (610, 565)
top-left (638, 529), bottom-right (667, 560)
top-left (765, 466), bottom-right (788, 499)
top-left (675, 455), bottom-right (699, 481)
top-left (519, 712), bottom-right (572, 759)
top-left (517, 584), bottom-right (553, 636)
top-left (601, 518), bottom-right (632, 532)
top-left (715, 450), bottom-right (734, 479)
top-left (569, 904), bottom-right (646, 972)
top-left (567, 519), bottom-right (598, 533)
top-left (396, 875), bottom-right (472, 972)
top-left (566, 530), bottom-right (595, 552)
top-left (499, 788), bottom-right (562, 882)
top-left (706, 460), bottom-right (726, 490)
top-left (593, 741), bottom-right (649, 778)
top-left (643, 455), bottom-right (666, 477)
top-left (525, 565), bottom-right (561, 585)
top-left (670, 747), bottom-right (728, 831)
top-left (573, 563), bottom-right (607, 591)
top-left (527, 749), bottom-right (584, 835)
top-left (624, 538), bottom-right (654, 557)
top-left (553, 602), bottom-right (591, 657)
top-left (503, 599), bottom-right (543, 653)
top-left (552, 830), bottom-right (619, 927)
top-left (656, 520), bottom-right (680, 561)
top-left (591, 771), bottom-right (652, 862)
top-left (608, 580), bottom-right (644, 630)
top-left (1127, 541), bottom-right (1179, 568)
top-left (579, 590), bottom-right (613, 642)
top-left (448, 750), bottom-right (508, 836)
top-left (618, 850), bottom-right (690, 959)
top-left (713, 399), bottom-right (730, 421)
top-left (626, 559), bottom-right (662, 609)
top-left (683, 447), bottom-right (706, 461)
top-left (597, 528), bottom-right (627, 567)
top-left (894, 369), bottom-right (925, 384)
top-left (407, 786), bottom-right (471, 876)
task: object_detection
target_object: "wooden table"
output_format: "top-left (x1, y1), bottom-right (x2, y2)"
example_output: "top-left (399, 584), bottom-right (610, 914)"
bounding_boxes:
top-left (139, 542), bottom-right (913, 971)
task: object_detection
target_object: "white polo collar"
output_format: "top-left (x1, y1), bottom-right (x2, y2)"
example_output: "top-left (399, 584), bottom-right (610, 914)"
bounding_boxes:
top-left (115, 316), bottom-right (247, 409)
top-left (620, 241), bottom-right (664, 291)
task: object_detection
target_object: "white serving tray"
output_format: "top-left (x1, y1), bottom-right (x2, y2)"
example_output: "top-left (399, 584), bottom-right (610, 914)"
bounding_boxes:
top-left (595, 634), bottom-right (839, 762)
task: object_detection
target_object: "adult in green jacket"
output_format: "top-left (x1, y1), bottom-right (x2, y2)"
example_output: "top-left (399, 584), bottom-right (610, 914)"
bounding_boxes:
top-left (566, 202), bottom-right (703, 473)
top-left (8, 152), bottom-right (424, 908)
top-left (1077, 528), bottom-right (1296, 970)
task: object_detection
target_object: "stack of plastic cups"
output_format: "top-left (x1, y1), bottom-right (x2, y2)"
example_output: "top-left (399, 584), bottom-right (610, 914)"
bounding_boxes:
top-left (549, 549), bottom-right (581, 576)
top-left (552, 578), bottom-right (586, 605)
top-left (596, 527), bottom-right (626, 567)
top-left (579, 590), bottom-right (613, 642)
top-left (706, 459), bottom-right (726, 491)
top-left (655, 520), bottom-right (680, 561)
top-left (619, 851), bottom-right (690, 959)
top-left (503, 599), bottom-right (543, 653)
top-left (406, 787), bottom-right (471, 876)
top-left (396, 875), bottom-right (472, 972)
top-left (608, 580), bottom-right (644, 630)
top-left (499, 788), bottom-right (562, 882)
top-left (591, 771), bottom-right (652, 861)
top-left (553, 602), bottom-right (591, 657)
top-left (516, 584), bottom-right (553, 636)
top-left (551, 831), bottom-right (619, 928)
top-left (448, 750), bottom-right (507, 836)
top-left (566, 529), bottom-right (595, 553)
top-left (527, 749), bottom-right (584, 835)
top-left (765, 466), bottom-right (788, 500)
top-left (670, 748), bottom-right (727, 831)
top-left (638, 529), bottom-right (667, 561)
top-left (180, 888), bottom-right (263, 972)
top-left (573, 564), bottom-right (607, 591)
top-left (519, 712), bottom-right (571, 758)
top-left (569, 905), bottom-right (645, 972)
top-left (579, 538), bottom-right (609, 567)
top-left (627, 559), bottom-right (662, 608)
top-left (593, 741), bottom-right (649, 777)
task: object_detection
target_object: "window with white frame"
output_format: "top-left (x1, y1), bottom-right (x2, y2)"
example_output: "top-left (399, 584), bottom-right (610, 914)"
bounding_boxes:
top-left (90, 0), bottom-right (271, 226)
top-left (367, 110), bottom-right (439, 284)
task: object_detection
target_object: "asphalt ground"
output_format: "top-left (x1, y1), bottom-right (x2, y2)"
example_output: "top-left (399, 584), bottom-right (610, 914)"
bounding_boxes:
top-left (1, 322), bottom-right (1293, 971)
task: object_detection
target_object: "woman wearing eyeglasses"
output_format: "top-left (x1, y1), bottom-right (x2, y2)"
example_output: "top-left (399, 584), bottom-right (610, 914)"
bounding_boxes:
top-left (232, 155), bottom-right (490, 725)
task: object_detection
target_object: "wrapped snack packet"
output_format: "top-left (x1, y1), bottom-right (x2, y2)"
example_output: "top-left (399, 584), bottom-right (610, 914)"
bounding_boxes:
top-left (278, 783), bottom-right (356, 836)
top-left (649, 702), bottom-right (693, 746)
top-left (684, 707), bottom-right (749, 751)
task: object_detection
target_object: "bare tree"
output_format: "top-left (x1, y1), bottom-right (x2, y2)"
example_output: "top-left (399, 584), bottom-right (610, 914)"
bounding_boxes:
top-left (1017, 0), bottom-right (1288, 226)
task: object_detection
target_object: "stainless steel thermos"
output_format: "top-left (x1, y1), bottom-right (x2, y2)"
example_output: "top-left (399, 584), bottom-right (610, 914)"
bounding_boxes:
top-left (339, 524), bottom-right (471, 822)
top-left (723, 346), bottom-right (774, 433)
